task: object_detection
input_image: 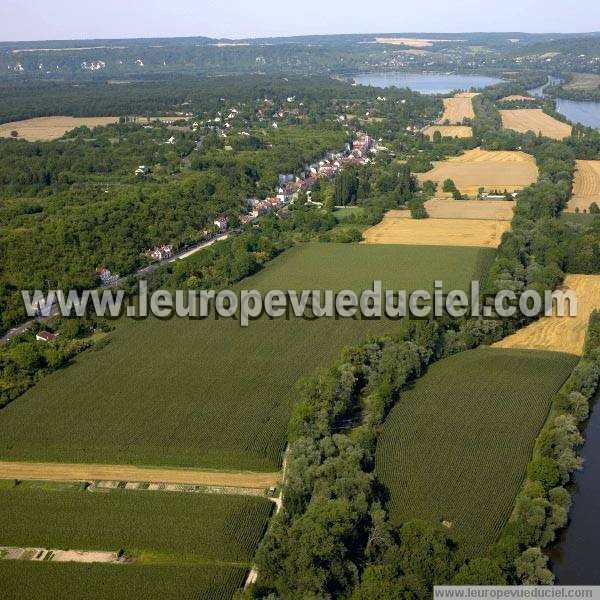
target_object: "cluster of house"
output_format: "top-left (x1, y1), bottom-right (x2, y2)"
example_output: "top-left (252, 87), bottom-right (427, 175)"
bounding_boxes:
top-left (95, 267), bottom-right (120, 287)
top-left (143, 245), bottom-right (174, 261)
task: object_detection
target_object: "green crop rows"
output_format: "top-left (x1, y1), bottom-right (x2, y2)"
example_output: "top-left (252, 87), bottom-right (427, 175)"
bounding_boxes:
top-left (0, 562), bottom-right (247, 600)
top-left (0, 487), bottom-right (272, 563)
top-left (0, 243), bottom-right (494, 471)
top-left (375, 347), bottom-right (578, 557)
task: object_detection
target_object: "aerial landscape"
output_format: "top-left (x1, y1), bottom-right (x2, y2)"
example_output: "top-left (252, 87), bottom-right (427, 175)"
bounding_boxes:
top-left (1, 0), bottom-right (600, 598)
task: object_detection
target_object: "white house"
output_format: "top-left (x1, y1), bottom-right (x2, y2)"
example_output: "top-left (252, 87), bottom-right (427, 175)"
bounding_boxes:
top-left (135, 165), bottom-right (150, 176)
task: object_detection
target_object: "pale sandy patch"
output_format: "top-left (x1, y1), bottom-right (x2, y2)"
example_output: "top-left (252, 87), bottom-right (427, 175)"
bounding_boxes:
top-left (499, 95), bottom-right (537, 102)
top-left (362, 215), bottom-right (510, 248)
top-left (567, 160), bottom-right (600, 213)
top-left (0, 116), bottom-right (119, 141)
top-left (493, 275), bottom-right (600, 356)
top-left (499, 108), bottom-right (572, 140)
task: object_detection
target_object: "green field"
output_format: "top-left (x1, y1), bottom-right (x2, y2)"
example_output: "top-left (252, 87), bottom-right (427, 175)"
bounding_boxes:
top-left (376, 347), bottom-right (578, 556)
top-left (0, 562), bottom-right (246, 600)
top-left (0, 243), bottom-right (494, 471)
top-left (0, 487), bottom-right (272, 563)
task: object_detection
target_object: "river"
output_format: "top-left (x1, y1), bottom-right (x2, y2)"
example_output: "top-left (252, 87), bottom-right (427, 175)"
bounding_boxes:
top-left (529, 76), bottom-right (600, 129)
top-left (351, 72), bottom-right (504, 94)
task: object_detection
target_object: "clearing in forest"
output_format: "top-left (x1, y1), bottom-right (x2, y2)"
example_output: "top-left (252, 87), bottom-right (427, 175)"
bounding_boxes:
top-left (416, 148), bottom-right (538, 198)
top-left (0, 116), bottom-right (120, 141)
top-left (423, 198), bottom-right (514, 221)
top-left (499, 95), bottom-right (537, 102)
top-left (376, 347), bottom-right (578, 557)
top-left (362, 213), bottom-right (510, 248)
top-left (437, 93), bottom-right (478, 124)
top-left (423, 125), bottom-right (473, 139)
top-left (499, 108), bottom-right (572, 140)
top-left (567, 160), bottom-right (600, 213)
top-left (493, 274), bottom-right (600, 356)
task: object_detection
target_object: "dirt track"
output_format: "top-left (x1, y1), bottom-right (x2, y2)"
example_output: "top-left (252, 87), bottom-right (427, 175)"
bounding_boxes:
top-left (0, 461), bottom-right (279, 489)
top-left (499, 108), bottom-right (572, 140)
top-left (493, 275), bottom-right (600, 356)
top-left (567, 160), bottom-right (600, 213)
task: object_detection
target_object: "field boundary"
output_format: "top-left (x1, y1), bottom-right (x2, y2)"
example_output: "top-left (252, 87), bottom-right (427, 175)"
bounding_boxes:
top-left (0, 461), bottom-right (279, 489)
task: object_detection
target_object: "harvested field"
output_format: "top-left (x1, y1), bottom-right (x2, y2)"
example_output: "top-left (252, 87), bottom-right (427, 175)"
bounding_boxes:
top-left (493, 274), bottom-right (600, 356)
top-left (362, 214), bottom-right (510, 248)
top-left (373, 37), bottom-right (458, 47)
top-left (564, 73), bottom-right (600, 91)
top-left (499, 95), bottom-right (537, 102)
top-left (567, 160), bottom-right (600, 213)
top-left (438, 93), bottom-right (478, 124)
top-left (423, 125), bottom-right (473, 139)
top-left (499, 108), bottom-right (572, 140)
top-left (417, 148), bottom-right (539, 197)
top-left (424, 198), bottom-right (514, 220)
top-left (376, 347), bottom-right (578, 556)
top-left (0, 461), bottom-right (278, 489)
top-left (0, 116), bottom-right (119, 141)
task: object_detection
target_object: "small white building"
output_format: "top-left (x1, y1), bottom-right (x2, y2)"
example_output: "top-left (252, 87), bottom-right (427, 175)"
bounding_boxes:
top-left (135, 165), bottom-right (150, 176)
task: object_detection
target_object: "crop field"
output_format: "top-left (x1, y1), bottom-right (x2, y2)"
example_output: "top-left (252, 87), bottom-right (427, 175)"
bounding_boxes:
top-left (0, 563), bottom-right (247, 600)
top-left (567, 160), bottom-right (600, 213)
top-left (373, 37), bottom-right (459, 47)
top-left (416, 148), bottom-right (539, 197)
top-left (499, 108), bottom-right (573, 140)
top-left (0, 116), bottom-right (120, 141)
top-left (376, 347), bottom-right (578, 556)
top-left (0, 243), bottom-right (490, 472)
top-left (493, 275), bottom-right (600, 356)
top-left (437, 93), bottom-right (478, 124)
top-left (499, 95), bottom-right (537, 102)
top-left (362, 213), bottom-right (510, 248)
top-left (0, 487), bottom-right (273, 562)
top-left (424, 199), bottom-right (514, 220)
top-left (564, 73), bottom-right (600, 91)
top-left (423, 125), bottom-right (473, 139)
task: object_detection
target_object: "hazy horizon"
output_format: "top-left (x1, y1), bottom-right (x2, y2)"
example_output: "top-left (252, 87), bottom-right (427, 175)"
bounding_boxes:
top-left (1, 0), bottom-right (599, 43)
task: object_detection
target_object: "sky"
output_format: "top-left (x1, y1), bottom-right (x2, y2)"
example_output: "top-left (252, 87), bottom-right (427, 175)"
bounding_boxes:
top-left (1, 0), bottom-right (599, 42)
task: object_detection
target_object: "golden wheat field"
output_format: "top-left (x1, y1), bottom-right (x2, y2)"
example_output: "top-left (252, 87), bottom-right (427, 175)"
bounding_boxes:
top-left (438, 93), bottom-right (478, 124)
top-left (362, 213), bottom-right (510, 248)
top-left (567, 160), bottom-right (600, 213)
top-left (417, 148), bottom-right (539, 197)
top-left (499, 108), bottom-right (572, 140)
top-left (493, 275), bottom-right (600, 356)
top-left (499, 95), bottom-right (537, 102)
top-left (424, 199), bottom-right (515, 220)
top-left (0, 116), bottom-right (120, 141)
top-left (423, 125), bottom-right (473, 139)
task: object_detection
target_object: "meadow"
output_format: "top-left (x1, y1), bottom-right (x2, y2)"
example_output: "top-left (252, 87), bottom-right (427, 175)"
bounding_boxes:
top-left (0, 242), bottom-right (492, 472)
top-left (376, 347), bottom-right (578, 557)
top-left (0, 486), bottom-right (273, 563)
top-left (0, 562), bottom-right (246, 600)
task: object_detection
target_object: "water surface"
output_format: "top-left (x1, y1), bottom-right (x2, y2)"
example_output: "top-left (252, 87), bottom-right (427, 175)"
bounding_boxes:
top-left (352, 72), bottom-right (504, 95)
